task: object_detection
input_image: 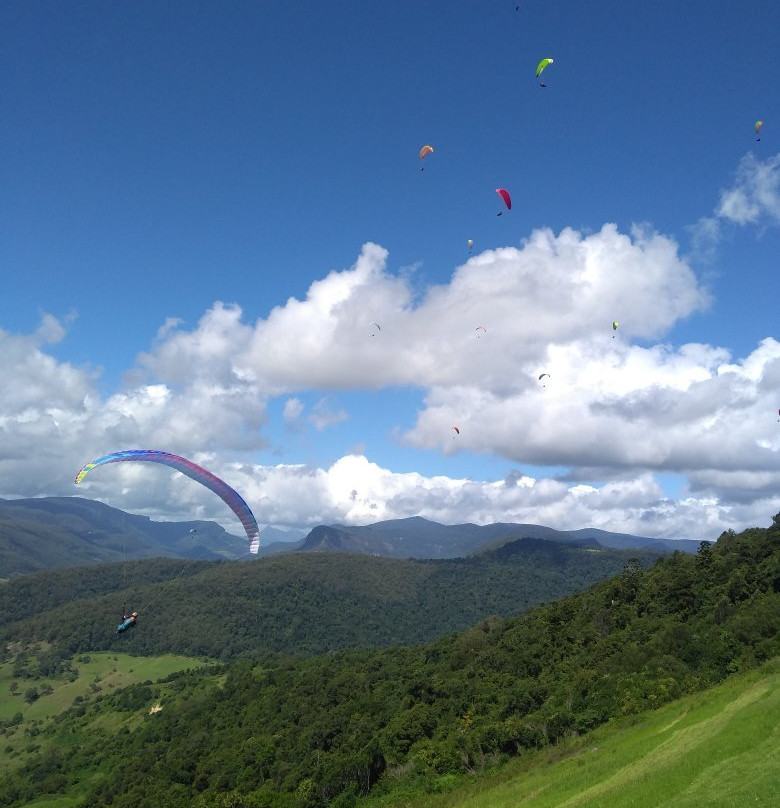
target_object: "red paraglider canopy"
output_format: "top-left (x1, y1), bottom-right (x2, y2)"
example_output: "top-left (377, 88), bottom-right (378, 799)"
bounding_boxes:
top-left (496, 188), bottom-right (512, 210)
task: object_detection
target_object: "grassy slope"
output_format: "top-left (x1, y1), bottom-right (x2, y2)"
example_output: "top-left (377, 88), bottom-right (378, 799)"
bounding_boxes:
top-left (363, 658), bottom-right (779, 808)
top-left (0, 651), bottom-right (209, 781)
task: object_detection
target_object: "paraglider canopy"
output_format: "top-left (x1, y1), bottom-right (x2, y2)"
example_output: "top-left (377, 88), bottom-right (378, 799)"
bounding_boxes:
top-left (452, 426), bottom-right (460, 435)
top-left (755, 120), bottom-right (764, 140)
top-left (419, 144), bottom-right (434, 160)
top-left (467, 238), bottom-right (474, 252)
top-left (75, 450), bottom-right (261, 554)
top-left (536, 57), bottom-right (554, 80)
top-left (496, 188), bottom-right (512, 212)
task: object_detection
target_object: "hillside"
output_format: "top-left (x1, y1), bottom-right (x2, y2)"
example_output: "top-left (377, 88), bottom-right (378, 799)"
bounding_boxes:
top-left (0, 496), bottom-right (250, 574)
top-left (0, 515), bottom-right (776, 807)
top-left (0, 538), bottom-right (664, 659)
top-left (360, 659), bottom-right (780, 808)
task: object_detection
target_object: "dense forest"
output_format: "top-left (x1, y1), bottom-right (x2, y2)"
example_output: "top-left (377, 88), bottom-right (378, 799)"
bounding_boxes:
top-left (0, 516), bottom-right (777, 807)
top-left (0, 538), bottom-right (663, 659)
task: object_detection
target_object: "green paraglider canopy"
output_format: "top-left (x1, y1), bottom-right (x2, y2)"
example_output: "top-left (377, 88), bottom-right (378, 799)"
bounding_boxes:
top-left (535, 57), bottom-right (554, 78)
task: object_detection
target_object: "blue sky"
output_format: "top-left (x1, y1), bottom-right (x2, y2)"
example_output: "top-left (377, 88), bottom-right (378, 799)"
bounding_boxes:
top-left (1, 0), bottom-right (779, 542)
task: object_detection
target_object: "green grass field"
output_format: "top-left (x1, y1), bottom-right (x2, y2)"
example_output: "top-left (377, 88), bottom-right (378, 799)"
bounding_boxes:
top-left (0, 649), bottom-right (210, 789)
top-left (0, 650), bottom-right (208, 721)
top-left (362, 658), bottom-right (779, 808)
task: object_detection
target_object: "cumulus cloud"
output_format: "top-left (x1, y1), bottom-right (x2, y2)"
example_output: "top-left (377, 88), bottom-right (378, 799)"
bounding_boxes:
top-left (717, 153), bottom-right (780, 226)
top-left (229, 455), bottom-right (775, 541)
top-left (282, 397), bottom-right (304, 430)
top-left (308, 398), bottom-right (349, 431)
top-left (687, 152), bottom-right (780, 258)
top-left (1, 215), bottom-right (778, 540)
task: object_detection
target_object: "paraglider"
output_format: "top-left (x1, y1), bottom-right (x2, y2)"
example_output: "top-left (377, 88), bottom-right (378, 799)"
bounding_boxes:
top-left (538, 373), bottom-right (550, 386)
top-left (75, 450), bottom-right (261, 554)
top-left (369, 321), bottom-right (381, 337)
top-left (536, 57), bottom-right (554, 87)
top-left (755, 120), bottom-right (764, 141)
top-left (116, 611), bottom-right (138, 634)
top-left (419, 145), bottom-right (434, 169)
top-left (476, 326), bottom-right (487, 337)
top-left (496, 187), bottom-right (512, 215)
top-left (467, 238), bottom-right (474, 253)
top-left (612, 321), bottom-right (619, 338)
top-left (452, 426), bottom-right (460, 436)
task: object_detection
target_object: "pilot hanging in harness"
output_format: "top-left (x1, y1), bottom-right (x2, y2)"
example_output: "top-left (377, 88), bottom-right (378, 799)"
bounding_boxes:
top-left (116, 610), bottom-right (138, 634)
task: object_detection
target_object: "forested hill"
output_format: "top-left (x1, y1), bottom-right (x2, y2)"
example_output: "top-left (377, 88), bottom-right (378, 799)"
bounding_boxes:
top-left (0, 496), bottom-right (248, 573)
top-left (0, 538), bottom-right (664, 659)
top-left (0, 517), bottom-right (776, 808)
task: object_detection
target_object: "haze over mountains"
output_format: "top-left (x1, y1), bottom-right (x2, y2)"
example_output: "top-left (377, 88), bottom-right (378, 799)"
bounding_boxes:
top-left (294, 516), bottom-right (700, 558)
top-left (0, 496), bottom-right (702, 576)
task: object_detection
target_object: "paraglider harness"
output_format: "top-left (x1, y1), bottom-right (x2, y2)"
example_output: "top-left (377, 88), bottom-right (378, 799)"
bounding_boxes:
top-left (116, 608), bottom-right (138, 634)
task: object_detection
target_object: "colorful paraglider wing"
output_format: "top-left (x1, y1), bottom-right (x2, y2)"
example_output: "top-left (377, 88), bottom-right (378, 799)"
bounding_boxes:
top-left (612, 321), bottom-right (619, 330)
top-left (496, 188), bottom-right (512, 210)
top-left (535, 58), bottom-right (554, 78)
top-left (75, 450), bottom-right (261, 554)
top-left (755, 120), bottom-right (764, 135)
top-left (419, 145), bottom-right (434, 160)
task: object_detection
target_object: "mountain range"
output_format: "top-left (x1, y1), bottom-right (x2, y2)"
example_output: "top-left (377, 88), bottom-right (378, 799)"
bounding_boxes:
top-left (0, 495), bottom-right (701, 576)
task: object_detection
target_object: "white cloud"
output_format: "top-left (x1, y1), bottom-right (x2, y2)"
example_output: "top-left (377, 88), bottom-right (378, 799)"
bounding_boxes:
top-left (282, 397), bottom-right (304, 430)
top-left (687, 153), bottom-right (780, 261)
top-left (716, 153), bottom-right (780, 226)
top-left (229, 456), bottom-right (775, 542)
top-left (308, 398), bottom-right (349, 431)
top-left (1, 216), bottom-right (778, 541)
top-left (402, 338), bottom-right (780, 476)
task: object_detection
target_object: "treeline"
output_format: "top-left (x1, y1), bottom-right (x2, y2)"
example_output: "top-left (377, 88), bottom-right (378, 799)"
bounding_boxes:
top-left (1, 517), bottom-right (777, 808)
top-left (1, 539), bottom-right (663, 661)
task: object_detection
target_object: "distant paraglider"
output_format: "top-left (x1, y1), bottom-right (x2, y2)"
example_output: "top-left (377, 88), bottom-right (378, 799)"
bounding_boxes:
top-left (369, 321), bottom-right (381, 337)
top-left (538, 373), bottom-right (550, 386)
top-left (536, 57), bottom-right (554, 87)
top-left (452, 426), bottom-right (460, 436)
top-left (467, 238), bottom-right (474, 253)
top-left (496, 187), bottom-right (512, 215)
top-left (755, 120), bottom-right (764, 141)
top-left (476, 326), bottom-right (487, 337)
top-left (419, 144), bottom-right (434, 169)
top-left (75, 450), bottom-right (261, 554)
top-left (612, 320), bottom-right (619, 338)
